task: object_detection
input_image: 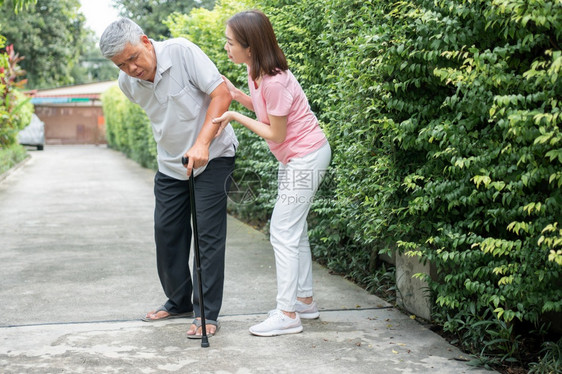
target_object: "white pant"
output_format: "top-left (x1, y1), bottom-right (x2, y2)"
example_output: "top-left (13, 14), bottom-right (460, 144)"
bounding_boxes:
top-left (270, 142), bottom-right (332, 312)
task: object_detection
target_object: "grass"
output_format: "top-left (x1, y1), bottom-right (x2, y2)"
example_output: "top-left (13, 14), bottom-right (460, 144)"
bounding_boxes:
top-left (0, 144), bottom-right (28, 176)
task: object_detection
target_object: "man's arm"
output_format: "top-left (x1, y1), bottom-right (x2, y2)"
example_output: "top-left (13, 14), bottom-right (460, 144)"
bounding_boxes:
top-left (222, 75), bottom-right (254, 112)
top-left (183, 81), bottom-right (232, 178)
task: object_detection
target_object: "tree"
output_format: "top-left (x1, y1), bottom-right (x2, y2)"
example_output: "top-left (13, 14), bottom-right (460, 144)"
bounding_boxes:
top-left (111, 0), bottom-right (215, 40)
top-left (71, 30), bottom-right (119, 85)
top-left (0, 0), bottom-right (36, 13)
top-left (0, 0), bottom-right (88, 89)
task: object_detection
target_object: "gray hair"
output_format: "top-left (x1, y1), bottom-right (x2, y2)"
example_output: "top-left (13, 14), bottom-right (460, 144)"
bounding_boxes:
top-left (99, 18), bottom-right (145, 59)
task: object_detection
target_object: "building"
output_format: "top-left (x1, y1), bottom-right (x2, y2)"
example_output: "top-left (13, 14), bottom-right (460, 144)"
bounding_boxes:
top-left (30, 81), bottom-right (117, 145)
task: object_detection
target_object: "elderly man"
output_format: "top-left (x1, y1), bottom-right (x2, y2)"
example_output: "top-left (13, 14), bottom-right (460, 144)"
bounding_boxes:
top-left (100, 18), bottom-right (237, 338)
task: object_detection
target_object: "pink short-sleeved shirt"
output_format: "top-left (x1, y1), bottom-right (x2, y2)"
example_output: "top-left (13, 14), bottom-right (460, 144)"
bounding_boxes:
top-left (249, 69), bottom-right (327, 164)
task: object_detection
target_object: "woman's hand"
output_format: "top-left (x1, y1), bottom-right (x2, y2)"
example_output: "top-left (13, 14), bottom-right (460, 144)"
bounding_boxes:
top-left (221, 75), bottom-right (238, 100)
top-left (221, 74), bottom-right (255, 112)
top-left (212, 111), bottom-right (234, 138)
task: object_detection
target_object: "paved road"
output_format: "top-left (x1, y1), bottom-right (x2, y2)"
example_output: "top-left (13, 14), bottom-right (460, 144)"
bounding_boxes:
top-left (0, 145), bottom-right (495, 373)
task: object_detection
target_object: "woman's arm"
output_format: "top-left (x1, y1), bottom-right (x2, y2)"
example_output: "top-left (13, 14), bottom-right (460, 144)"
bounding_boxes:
top-left (213, 111), bottom-right (287, 144)
top-left (222, 75), bottom-right (254, 112)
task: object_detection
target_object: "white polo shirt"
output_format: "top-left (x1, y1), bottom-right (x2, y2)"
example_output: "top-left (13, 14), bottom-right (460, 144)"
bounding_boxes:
top-left (118, 38), bottom-right (238, 179)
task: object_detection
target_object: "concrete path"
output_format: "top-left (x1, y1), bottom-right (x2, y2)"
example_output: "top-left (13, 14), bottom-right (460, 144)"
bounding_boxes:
top-left (0, 145), bottom-right (495, 373)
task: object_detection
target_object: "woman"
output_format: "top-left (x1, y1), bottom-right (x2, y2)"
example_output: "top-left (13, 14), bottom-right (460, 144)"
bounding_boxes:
top-left (213, 9), bottom-right (331, 336)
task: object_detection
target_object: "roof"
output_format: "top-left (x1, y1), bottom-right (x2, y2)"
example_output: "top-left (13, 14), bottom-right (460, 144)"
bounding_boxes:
top-left (30, 81), bottom-right (118, 105)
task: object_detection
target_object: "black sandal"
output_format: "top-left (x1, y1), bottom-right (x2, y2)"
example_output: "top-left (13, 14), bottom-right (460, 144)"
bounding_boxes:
top-left (141, 305), bottom-right (193, 322)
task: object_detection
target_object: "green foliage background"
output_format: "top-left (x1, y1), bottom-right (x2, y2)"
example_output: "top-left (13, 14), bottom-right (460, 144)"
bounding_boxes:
top-left (0, 33), bottom-right (33, 151)
top-left (102, 0), bottom-right (562, 366)
top-left (112, 0), bottom-right (216, 40)
top-left (102, 85), bottom-right (157, 170)
top-left (0, 0), bottom-right (89, 89)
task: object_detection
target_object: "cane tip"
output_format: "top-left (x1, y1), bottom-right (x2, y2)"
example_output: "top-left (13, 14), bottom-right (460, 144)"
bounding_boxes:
top-left (201, 337), bottom-right (210, 348)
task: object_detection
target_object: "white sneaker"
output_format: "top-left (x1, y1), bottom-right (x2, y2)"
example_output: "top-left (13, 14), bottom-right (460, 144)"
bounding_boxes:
top-left (295, 300), bottom-right (320, 319)
top-left (249, 309), bottom-right (303, 337)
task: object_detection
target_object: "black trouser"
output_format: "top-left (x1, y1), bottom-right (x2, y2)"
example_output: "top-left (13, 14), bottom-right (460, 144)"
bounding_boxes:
top-left (154, 157), bottom-right (234, 321)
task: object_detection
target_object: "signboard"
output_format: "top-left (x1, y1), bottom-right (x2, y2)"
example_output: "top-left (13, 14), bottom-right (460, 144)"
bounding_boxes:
top-left (31, 97), bottom-right (92, 104)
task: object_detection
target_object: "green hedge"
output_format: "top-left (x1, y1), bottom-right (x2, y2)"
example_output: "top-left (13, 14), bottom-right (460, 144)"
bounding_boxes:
top-left (0, 143), bottom-right (28, 175)
top-left (266, 0), bottom-right (561, 365)
top-left (0, 89), bottom-right (33, 148)
top-left (102, 0), bottom-right (562, 367)
top-left (1, 39), bottom-right (33, 148)
top-left (101, 85), bottom-right (157, 170)
top-left (0, 37), bottom-right (33, 173)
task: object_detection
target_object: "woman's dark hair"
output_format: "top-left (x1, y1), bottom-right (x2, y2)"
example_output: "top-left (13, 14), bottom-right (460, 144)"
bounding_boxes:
top-left (227, 10), bottom-right (288, 80)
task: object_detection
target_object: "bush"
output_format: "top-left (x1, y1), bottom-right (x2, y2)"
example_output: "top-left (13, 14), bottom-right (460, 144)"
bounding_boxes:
top-left (529, 337), bottom-right (562, 374)
top-left (101, 85), bottom-right (157, 170)
top-left (0, 38), bottom-right (32, 177)
top-left (376, 1), bottom-right (562, 363)
top-left (250, 1), bottom-right (562, 366)
top-left (0, 143), bottom-right (27, 175)
top-left (1, 42), bottom-right (32, 148)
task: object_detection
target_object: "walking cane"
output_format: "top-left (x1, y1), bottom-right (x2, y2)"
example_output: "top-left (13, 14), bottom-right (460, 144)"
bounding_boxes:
top-left (182, 156), bottom-right (209, 348)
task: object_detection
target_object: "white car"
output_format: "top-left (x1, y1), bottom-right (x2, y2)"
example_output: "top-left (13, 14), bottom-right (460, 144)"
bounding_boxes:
top-left (18, 114), bottom-right (45, 150)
